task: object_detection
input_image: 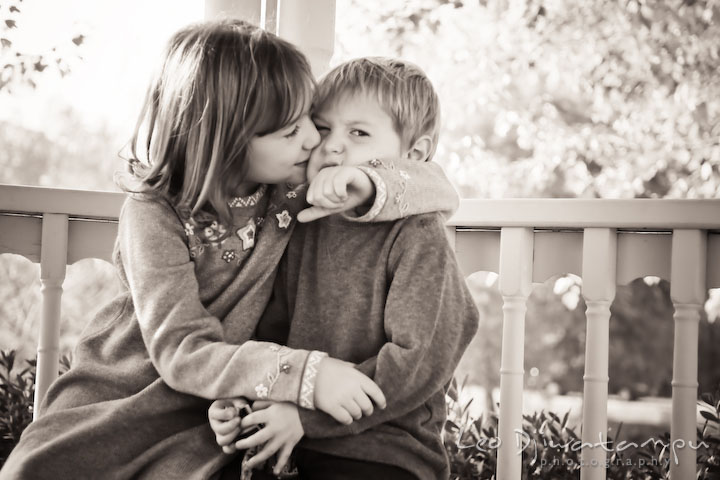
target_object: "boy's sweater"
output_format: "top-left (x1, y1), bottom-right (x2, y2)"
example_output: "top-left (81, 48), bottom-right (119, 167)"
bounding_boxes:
top-left (260, 212), bottom-right (480, 480)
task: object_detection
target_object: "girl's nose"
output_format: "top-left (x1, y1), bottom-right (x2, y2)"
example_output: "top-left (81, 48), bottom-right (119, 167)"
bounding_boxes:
top-left (303, 118), bottom-right (321, 150)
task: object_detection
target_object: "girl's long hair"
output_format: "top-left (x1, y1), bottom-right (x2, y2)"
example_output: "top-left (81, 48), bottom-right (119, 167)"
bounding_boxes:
top-left (120, 19), bottom-right (314, 233)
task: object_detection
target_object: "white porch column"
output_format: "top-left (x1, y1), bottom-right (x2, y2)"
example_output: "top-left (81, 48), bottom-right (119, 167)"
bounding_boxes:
top-left (205, 0), bottom-right (262, 23)
top-left (34, 214), bottom-right (68, 418)
top-left (277, 0), bottom-right (336, 77)
top-left (669, 229), bottom-right (706, 479)
top-left (497, 227), bottom-right (533, 480)
top-left (203, 0), bottom-right (336, 77)
top-left (580, 228), bottom-right (617, 480)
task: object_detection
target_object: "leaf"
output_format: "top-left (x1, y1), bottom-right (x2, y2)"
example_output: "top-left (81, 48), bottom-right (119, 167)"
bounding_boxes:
top-left (72, 34), bottom-right (84, 46)
top-left (5, 19), bottom-right (17, 28)
top-left (1, 38), bottom-right (11, 48)
top-left (10, 6), bottom-right (20, 13)
top-left (700, 409), bottom-right (720, 423)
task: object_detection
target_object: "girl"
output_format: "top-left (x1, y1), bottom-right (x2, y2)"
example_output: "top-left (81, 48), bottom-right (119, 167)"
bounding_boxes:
top-left (0, 20), bottom-right (457, 480)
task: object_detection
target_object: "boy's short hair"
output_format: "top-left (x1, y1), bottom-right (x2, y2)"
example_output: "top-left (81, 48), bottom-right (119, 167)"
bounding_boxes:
top-left (314, 57), bottom-right (441, 161)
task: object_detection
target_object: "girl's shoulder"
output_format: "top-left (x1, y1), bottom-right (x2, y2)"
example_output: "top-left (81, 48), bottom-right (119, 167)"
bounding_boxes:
top-left (120, 194), bottom-right (185, 236)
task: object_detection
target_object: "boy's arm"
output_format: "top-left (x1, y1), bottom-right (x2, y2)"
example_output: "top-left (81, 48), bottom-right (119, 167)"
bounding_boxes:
top-left (297, 214), bottom-right (480, 437)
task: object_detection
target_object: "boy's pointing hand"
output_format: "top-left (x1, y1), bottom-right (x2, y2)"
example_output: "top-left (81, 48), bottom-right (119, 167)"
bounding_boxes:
top-left (298, 166), bottom-right (375, 223)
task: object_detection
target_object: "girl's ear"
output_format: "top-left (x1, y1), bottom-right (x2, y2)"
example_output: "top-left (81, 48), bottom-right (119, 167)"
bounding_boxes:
top-left (403, 135), bottom-right (434, 162)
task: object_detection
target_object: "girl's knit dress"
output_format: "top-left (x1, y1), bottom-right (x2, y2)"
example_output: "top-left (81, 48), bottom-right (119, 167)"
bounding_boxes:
top-left (0, 161), bottom-right (457, 480)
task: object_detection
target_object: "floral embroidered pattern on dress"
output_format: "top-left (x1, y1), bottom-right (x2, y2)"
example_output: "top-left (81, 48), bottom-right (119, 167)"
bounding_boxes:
top-left (235, 219), bottom-right (257, 251)
top-left (254, 345), bottom-right (293, 401)
top-left (203, 221), bottom-right (227, 247)
top-left (228, 184), bottom-right (268, 208)
top-left (221, 250), bottom-right (236, 263)
top-left (299, 350), bottom-right (328, 410)
top-left (276, 210), bottom-right (292, 229)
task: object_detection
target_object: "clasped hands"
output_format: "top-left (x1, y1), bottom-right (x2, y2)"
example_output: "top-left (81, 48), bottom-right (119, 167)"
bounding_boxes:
top-left (208, 357), bottom-right (386, 475)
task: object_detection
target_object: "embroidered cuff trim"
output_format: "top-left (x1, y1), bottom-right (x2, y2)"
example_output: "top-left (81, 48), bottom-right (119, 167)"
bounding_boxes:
top-left (299, 350), bottom-right (328, 410)
top-left (254, 344), bottom-right (292, 400)
top-left (354, 166), bottom-right (387, 222)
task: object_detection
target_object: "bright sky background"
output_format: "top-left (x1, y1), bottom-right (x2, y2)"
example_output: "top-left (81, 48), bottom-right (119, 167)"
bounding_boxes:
top-left (1, 0), bottom-right (203, 138)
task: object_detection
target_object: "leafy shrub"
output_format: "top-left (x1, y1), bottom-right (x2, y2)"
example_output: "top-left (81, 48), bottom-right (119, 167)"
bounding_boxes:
top-left (0, 350), bottom-right (70, 466)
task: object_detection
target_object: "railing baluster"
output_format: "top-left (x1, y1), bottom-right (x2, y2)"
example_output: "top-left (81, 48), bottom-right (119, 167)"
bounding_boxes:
top-left (580, 228), bottom-right (617, 479)
top-left (497, 227), bottom-right (533, 480)
top-left (34, 213), bottom-right (69, 419)
top-left (669, 229), bottom-right (706, 479)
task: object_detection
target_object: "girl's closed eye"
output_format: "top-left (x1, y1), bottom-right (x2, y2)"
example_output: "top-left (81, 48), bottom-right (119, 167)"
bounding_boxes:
top-left (284, 125), bottom-right (301, 138)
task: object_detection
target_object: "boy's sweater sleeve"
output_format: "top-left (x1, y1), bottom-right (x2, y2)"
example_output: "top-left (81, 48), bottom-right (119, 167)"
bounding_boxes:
top-left (348, 159), bottom-right (459, 222)
top-left (298, 214), bottom-right (480, 437)
top-left (118, 197), bottom-right (318, 404)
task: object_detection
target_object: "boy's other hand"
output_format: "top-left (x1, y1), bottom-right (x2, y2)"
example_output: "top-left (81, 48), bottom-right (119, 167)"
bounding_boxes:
top-left (235, 401), bottom-right (303, 476)
top-left (313, 357), bottom-right (387, 424)
top-left (208, 397), bottom-right (251, 454)
top-left (298, 166), bottom-right (375, 223)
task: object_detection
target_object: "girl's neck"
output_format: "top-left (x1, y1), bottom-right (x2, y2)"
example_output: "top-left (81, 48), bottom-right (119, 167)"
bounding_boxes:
top-left (234, 182), bottom-right (262, 197)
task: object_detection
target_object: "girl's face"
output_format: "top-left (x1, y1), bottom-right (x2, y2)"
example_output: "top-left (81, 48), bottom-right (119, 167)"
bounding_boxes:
top-left (243, 111), bottom-right (320, 191)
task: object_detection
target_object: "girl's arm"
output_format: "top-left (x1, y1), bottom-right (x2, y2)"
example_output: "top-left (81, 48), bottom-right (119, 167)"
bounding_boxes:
top-left (354, 158), bottom-right (459, 221)
top-left (118, 197), bottom-right (381, 416)
top-left (299, 159), bottom-right (459, 223)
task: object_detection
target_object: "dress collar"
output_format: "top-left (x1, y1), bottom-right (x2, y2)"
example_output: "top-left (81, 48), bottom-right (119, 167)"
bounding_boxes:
top-left (228, 184), bottom-right (268, 208)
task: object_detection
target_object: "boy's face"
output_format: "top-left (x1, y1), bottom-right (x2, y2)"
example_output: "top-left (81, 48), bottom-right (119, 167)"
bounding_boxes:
top-left (307, 92), bottom-right (404, 181)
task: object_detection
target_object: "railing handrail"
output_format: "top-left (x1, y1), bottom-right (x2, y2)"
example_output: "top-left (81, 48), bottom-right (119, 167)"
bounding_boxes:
top-left (3, 184), bottom-right (720, 230)
top-left (0, 184), bottom-right (125, 220)
top-left (451, 198), bottom-right (720, 229)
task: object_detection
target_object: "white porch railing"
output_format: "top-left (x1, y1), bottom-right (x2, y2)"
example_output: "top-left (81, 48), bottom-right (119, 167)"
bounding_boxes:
top-left (1, 184), bottom-right (719, 479)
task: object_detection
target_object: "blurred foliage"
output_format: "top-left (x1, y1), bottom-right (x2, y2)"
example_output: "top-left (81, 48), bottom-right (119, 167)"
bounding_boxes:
top-left (0, 255), bottom-right (121, 365)
top-left (0, 0), bottom-right (84, 93)
top-left (335, 0), bottom-right (720, 198)
top-left (444, 376), bottom-right (720, 479)
top-left (0, 350), bottom-right (70, 466)
top-left (457, 275), bottom-right (720, 400)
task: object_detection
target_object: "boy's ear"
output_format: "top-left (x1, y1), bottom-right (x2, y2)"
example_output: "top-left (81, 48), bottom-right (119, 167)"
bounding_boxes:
top-left (403, 135), bottom-right (434, 162)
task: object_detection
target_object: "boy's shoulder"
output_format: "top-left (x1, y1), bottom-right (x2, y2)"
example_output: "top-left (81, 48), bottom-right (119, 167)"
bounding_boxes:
top-left (390, 212), bottom-right (451, 247)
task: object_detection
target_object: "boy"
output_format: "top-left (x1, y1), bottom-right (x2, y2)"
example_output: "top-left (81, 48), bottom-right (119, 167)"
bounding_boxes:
top-left (212, 57), bottom-right (479, 480)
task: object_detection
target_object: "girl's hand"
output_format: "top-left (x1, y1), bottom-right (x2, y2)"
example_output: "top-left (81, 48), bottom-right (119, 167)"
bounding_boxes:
top-left (313, 357), bottom-right (386, 424)
top-left (298, 166), bottom-right (375, 222)
top-left (208, 397), bottom-right (250, 454)
top-left (235, 401), bottom-right (304, 476)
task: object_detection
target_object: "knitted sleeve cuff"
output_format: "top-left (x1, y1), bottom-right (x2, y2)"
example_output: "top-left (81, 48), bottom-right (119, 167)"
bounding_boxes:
top-left (298, 350), bottom-right (328, 410)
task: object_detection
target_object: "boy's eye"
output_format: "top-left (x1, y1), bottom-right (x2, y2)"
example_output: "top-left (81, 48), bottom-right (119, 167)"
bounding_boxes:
top-left (315, 125), bottom-right (330, 136)
top-left (350, 129), bottom-right (369, 137)
top-left (284, 125), bottom-right (300, 138)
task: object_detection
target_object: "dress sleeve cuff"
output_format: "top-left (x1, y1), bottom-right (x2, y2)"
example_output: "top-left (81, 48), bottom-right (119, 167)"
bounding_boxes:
top-left (341, 165), bottom-right (387, 222)
top-left (298, 350), bottom-right (328, 410)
